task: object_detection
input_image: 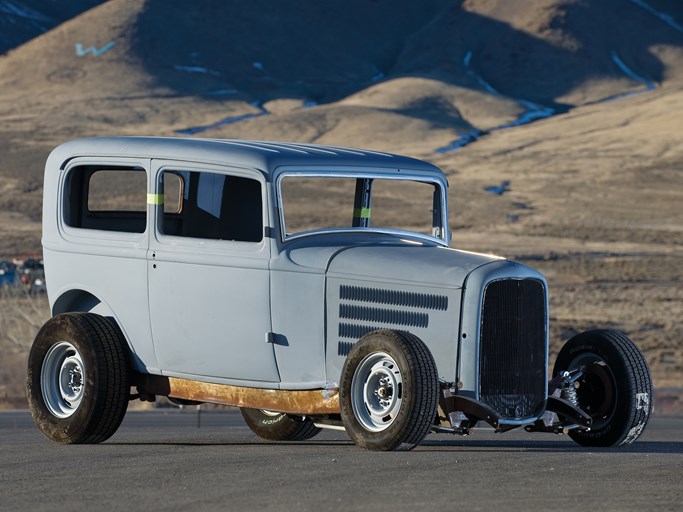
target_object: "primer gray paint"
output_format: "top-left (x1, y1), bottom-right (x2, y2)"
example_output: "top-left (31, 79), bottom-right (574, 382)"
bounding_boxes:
top-left (42, 137), bottom-right (546, 402)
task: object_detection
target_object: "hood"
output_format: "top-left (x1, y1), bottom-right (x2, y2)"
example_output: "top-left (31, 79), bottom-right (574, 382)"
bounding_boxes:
top-left (326, 243), bottom-right (503, 289)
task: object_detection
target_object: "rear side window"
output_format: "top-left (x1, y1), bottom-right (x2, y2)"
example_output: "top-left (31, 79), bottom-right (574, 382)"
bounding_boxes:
top-left (64, 166), bottom-right (147, 233)
top-left (160, 170), bottom-right (263, 243)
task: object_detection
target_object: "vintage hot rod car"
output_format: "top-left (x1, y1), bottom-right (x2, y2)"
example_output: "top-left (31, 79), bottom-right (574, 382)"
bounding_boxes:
top-left (27, 137), bottom-right (653, 450)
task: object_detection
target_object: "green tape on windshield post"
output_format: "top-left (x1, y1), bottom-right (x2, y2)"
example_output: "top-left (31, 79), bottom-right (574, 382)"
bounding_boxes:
top-left (147, 194), bottom-right (164, 205)
top-left (353, 207), bottom-right (371, 219)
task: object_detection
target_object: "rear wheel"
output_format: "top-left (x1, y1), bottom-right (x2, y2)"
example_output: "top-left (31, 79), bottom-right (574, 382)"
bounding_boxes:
top-left (340, 330), bottom-right (439, 451)
top-left (240, 408), bottom-right (321, 441)
top-left (26, 313), bottom-right (130, 444)
top-left (553, 330), bottom-right (653, 447)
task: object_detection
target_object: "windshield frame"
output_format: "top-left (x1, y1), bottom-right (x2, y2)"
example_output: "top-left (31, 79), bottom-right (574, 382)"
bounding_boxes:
top-left (275, 168), bottom-right (450, 246)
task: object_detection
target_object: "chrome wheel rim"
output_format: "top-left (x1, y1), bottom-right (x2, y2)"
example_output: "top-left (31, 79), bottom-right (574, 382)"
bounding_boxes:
top-left (351, 352), bottom-right (403, 432)
top-left (41, 342), bottom-right (85, 418)
top-left (260, 410), bottom-right (282, 417)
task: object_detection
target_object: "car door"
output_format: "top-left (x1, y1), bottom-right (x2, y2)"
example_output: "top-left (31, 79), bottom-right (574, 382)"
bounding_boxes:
top-left (147, 160), bottom-right (280, 384)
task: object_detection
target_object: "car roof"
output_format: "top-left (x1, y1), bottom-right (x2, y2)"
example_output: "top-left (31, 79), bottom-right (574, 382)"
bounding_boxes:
top-left (47, 137), bottom-right (444, 180)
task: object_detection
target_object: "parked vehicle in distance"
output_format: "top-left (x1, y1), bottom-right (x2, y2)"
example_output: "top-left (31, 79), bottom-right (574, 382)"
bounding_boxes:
top-left (27, 137), bottom-right (653, 450)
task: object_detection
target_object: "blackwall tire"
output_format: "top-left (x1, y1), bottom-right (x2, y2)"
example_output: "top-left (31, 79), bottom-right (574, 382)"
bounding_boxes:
top-left (26, 313), bottom-right (130, 444)
top-left (240, 408), bottom-right (321, 441)
top-left (553, 329), bottom-right (653, 447)
top-left (340, 330), bottom-right (439, 451)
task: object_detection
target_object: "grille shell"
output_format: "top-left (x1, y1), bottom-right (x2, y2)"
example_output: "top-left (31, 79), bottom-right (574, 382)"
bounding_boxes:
top-left (478, 279), bottom-right (547, 421)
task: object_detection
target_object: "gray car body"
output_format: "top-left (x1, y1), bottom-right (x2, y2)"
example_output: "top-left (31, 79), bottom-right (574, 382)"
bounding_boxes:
top-left (42, 137), bottom-right (548, 405)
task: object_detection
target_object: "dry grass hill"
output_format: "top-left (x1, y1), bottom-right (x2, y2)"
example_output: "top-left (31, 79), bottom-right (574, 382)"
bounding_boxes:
top-left (0, 0), bottom-right (681, 409)
top-left (0, 0), bottom-right (105, 54)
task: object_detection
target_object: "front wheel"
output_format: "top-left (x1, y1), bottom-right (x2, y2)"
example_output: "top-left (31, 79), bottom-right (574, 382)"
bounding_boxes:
top-left (553, 329), bottom-right (653, 447)
top-left (26, 313), bottom-right (130, 444)
top-left (340, 330), bottom-right (439, 451)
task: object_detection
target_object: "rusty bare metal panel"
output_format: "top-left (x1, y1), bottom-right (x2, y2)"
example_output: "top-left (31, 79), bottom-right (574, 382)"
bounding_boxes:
top-left (164, 377), bottom-right (340, 414)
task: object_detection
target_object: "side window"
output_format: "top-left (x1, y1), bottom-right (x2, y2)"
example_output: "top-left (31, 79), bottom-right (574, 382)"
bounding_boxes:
top-left (64, 165), bottom-right (147, 233)
top-left (160, 170), bottom-right (263, 243)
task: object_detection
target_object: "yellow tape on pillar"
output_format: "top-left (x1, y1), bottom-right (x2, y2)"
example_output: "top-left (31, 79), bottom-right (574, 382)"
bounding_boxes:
top-left (353, 207), bottom-right (371, 219)
top-left (147, 194), bottom-right (164, 205)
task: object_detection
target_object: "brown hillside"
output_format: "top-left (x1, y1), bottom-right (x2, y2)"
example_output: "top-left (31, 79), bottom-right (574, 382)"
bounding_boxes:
top-left (0, 0), bottom-right (681, 401)
top-left (0, 0), bottom-right (105, 54)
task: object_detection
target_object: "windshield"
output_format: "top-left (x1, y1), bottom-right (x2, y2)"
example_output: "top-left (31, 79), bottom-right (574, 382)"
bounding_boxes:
top-left (278, 174), bottom-right (447, 243)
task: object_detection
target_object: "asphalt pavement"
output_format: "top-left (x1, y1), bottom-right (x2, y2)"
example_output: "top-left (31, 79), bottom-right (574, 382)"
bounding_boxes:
top-left (1, 409), bottom-right (681, 512)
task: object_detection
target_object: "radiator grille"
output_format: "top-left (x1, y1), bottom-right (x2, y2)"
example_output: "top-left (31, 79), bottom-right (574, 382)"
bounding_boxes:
top-left (479, 279), bottom-right (546, 420)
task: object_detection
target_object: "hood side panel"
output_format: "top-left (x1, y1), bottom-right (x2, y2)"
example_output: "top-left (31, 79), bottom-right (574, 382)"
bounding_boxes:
top-left (325, 277), bottom-right (461, 384)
